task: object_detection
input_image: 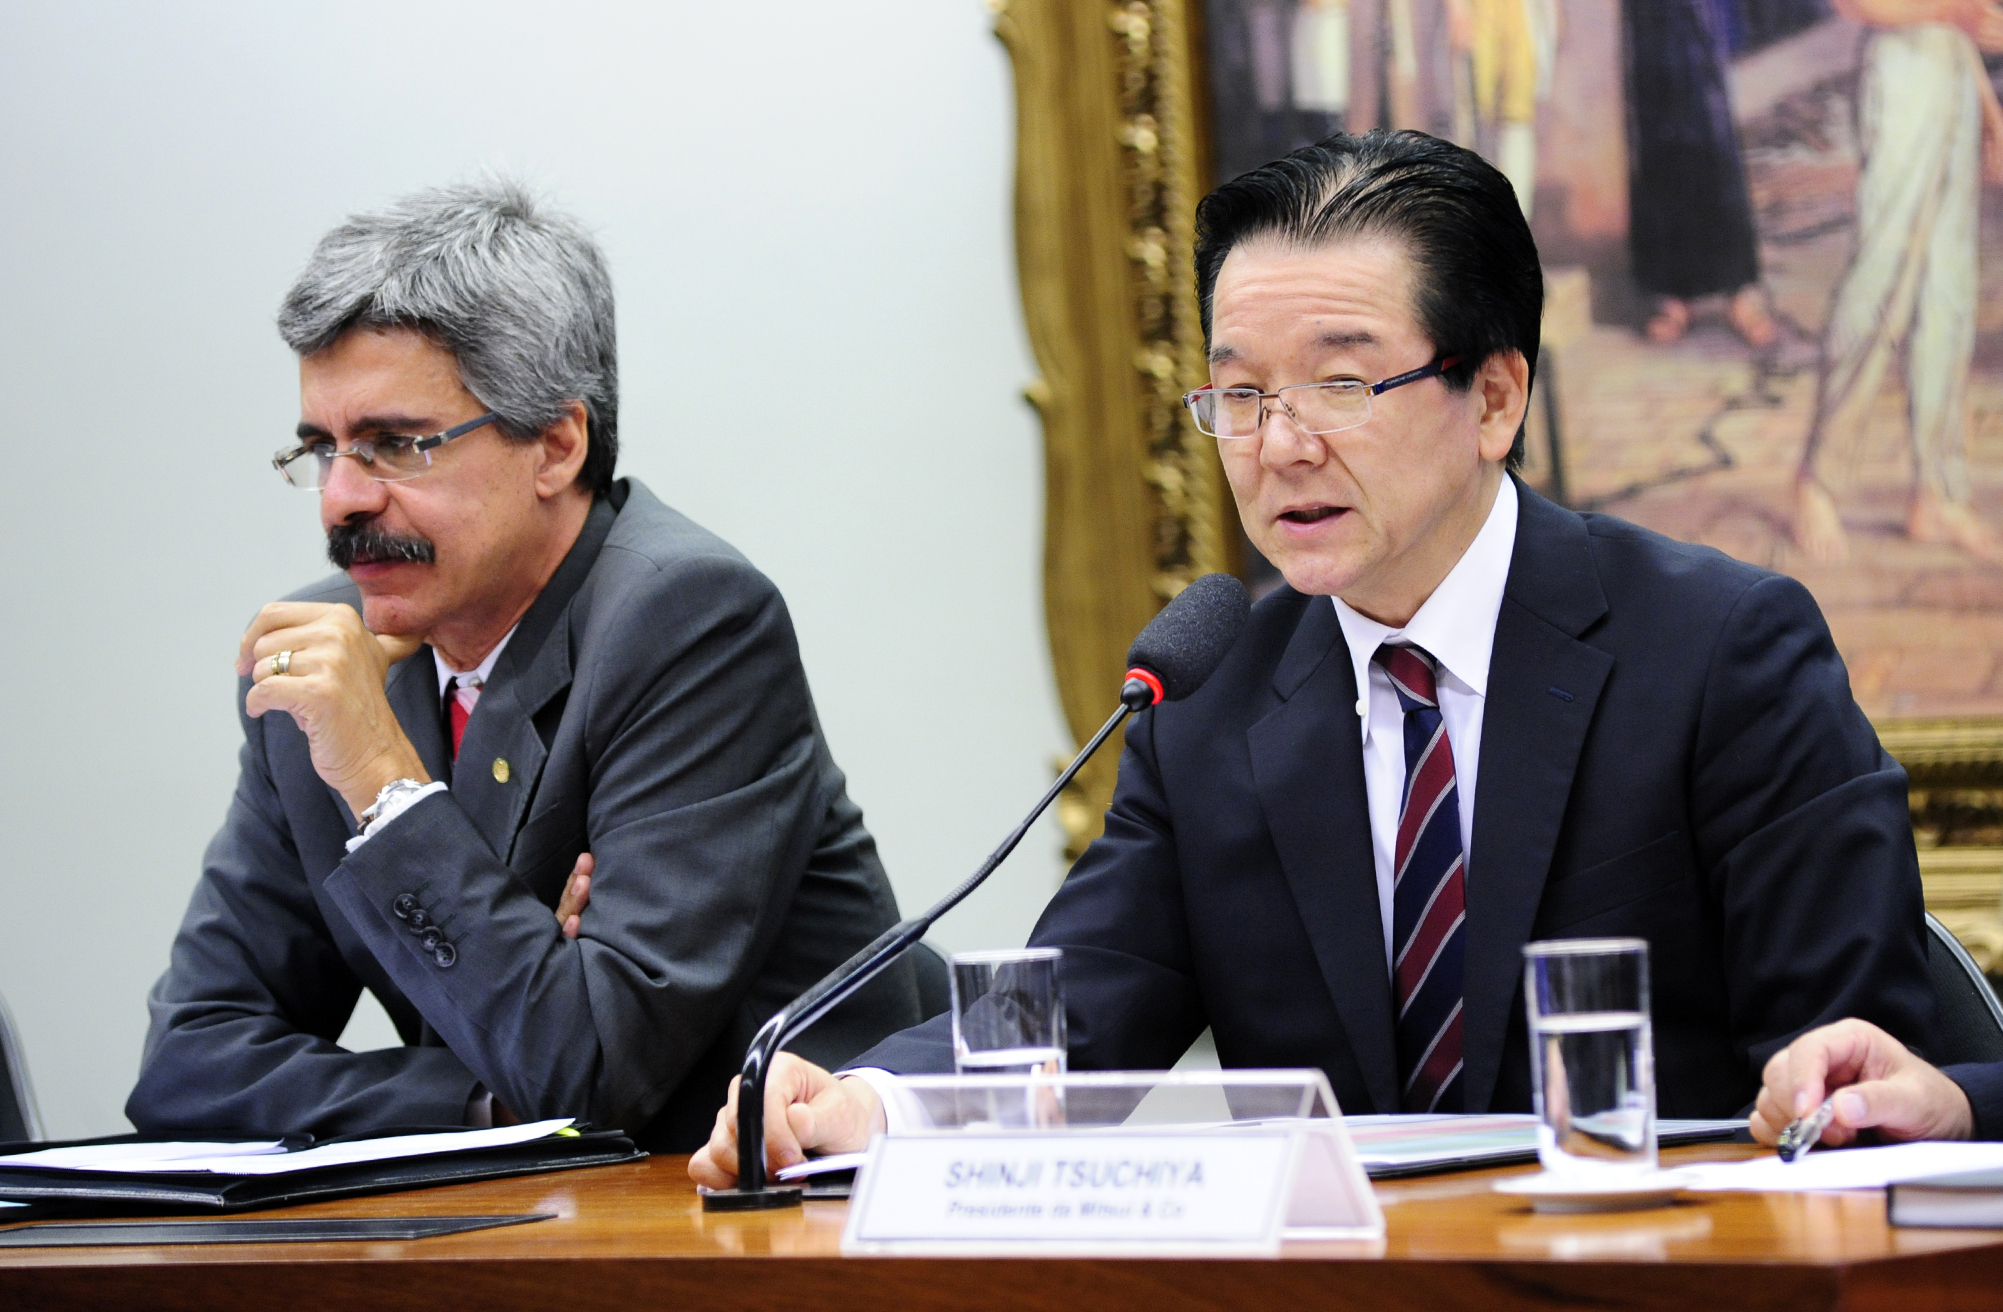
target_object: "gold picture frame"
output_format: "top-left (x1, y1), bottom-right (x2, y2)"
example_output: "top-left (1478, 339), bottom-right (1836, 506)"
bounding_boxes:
top-left (992, 0), bottom-right (2003, 964)
top-left (992, 0), bottom-right (1237, 860)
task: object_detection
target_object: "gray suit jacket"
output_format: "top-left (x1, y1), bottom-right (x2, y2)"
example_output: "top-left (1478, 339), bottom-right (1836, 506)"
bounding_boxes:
top-left (129, 479), bottom-right (918, 1149)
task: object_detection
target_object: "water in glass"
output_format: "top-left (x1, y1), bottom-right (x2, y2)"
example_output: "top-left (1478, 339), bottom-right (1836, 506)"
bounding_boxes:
top-left (1523, 937), bottom-right (1656, 1178)
top-left (1530, 1009), bottom-right (1655, 1174)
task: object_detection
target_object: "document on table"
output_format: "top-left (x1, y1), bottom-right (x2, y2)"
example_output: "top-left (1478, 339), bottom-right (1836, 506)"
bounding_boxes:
top-left (0, 1139), bottom-right (287, 1170)
top-left (1344, 1114), bottom-right (1744, 1174)
top-left (1680, 1141), bottom-right (2003, 1192)
top-left (0, 1120), bottom-right (575, 1176)
top-left (776, 1152), bottom-right (868, 1181)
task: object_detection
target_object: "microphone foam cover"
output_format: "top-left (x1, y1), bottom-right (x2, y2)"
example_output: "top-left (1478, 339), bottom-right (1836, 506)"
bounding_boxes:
top-left (1126, 573), bottom-right (1252, 702)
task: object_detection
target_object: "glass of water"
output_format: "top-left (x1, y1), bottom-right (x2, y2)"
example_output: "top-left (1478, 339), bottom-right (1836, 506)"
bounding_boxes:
top-left (949, 948), bottom-right (1067, 1077)
top-left (1523, 938), bottom-right (1655, 1177)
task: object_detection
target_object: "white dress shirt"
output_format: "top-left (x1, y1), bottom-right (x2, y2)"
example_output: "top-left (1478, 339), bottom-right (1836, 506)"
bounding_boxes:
top-left (433, 625), bottom-right (516, 707)
top-left (1332, 475), bottom-right (1518, 972)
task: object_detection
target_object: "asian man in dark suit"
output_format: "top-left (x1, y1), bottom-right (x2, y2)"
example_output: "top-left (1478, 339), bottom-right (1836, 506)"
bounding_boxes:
top-left (127, 180), bottom-right (917, 1150)
top-left (689, 130), bottom-right (1933, 1187)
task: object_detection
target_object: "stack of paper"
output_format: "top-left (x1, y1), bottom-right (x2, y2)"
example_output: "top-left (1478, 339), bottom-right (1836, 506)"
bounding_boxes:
top-left (0, 1120), bottom-right (574, 1177)
top-left (1679, 1141), bottom-right (2003, 1192)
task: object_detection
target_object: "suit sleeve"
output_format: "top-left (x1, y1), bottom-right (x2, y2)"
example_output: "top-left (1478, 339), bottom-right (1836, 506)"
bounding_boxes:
top-left (1692, 572), bottom-right (1934, 1077)
top-left (315, 554), bottom-right (840, 1131)
top-left (851, 709), bottom-right (1206, 1075)
top-left (1944, 1064), bottom-right (2003, 1139)
top-left (128, 712), bottom-right (482, 1137)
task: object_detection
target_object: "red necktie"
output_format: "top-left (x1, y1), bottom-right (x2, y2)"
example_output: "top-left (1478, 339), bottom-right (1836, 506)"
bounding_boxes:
top-left (444, 677), bottom-right (475, 760)
top-left (1375, 643), bottom-right (1467, 1113)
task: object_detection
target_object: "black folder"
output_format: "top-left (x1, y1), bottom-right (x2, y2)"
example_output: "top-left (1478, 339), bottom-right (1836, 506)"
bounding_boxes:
top-left (0, 1128), bottom-right (641, 1217)
top-left (0, 1214), bottom-right (554, 1246)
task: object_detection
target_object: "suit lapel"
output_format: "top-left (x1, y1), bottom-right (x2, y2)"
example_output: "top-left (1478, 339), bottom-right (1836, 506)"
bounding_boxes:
top-left (1461, 483), bottom-right (1613, 1111)
top-left (1247, 599), bottom-right (1401, 1113)
top-left (450, 495), bottom-right (616, 862)
top-left (454, 621), bottom-right (568, 862)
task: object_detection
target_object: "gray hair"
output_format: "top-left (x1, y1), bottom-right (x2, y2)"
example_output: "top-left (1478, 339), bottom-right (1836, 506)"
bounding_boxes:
top-left (278, 178), bottom-right (619, 495)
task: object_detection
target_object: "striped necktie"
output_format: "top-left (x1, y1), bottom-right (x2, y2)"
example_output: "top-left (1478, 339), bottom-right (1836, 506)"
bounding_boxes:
top-left (1375, 643), bottom-right (1467, 1113)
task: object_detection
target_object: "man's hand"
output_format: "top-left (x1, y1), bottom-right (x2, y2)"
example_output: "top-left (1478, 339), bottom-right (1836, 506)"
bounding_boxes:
top-left (555, 853), bottom-right (593, 939)
top-left (238, 602), bottom-right (428, 818)
top-left (1751, 1018), bottom-right (1975, 1149)
top-left (686, 1053), bottom-right (885, 1189)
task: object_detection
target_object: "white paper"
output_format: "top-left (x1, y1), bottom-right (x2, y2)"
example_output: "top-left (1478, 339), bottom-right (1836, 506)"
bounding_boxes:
top-left (776, 1151), bottom-right (868, 1181)
top-left (0, 1120), bottom-right (572, 1176)
top-left (1680, 1141), bottom-right (2003, 1192)
top-left (0, 1140), bottom-right (286, 1170)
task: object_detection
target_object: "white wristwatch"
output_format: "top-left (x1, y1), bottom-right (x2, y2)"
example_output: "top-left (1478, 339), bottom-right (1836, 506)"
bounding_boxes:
top-left (359, 778), bottom-right (433, 828)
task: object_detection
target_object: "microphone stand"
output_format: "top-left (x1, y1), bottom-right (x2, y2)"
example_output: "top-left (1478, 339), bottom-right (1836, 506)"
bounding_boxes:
top-left (701, 681), bottom-right (1154, 1210)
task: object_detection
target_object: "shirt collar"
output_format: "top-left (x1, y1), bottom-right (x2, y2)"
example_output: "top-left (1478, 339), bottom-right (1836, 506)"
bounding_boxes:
top-left (1331, 475), bottom-right (1519, 735)
top-left (434, 624), bottom-right (518, 698)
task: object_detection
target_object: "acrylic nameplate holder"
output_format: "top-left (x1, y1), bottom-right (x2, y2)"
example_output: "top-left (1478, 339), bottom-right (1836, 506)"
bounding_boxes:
top-left (840, 1069), bottom-right (1384, 1256)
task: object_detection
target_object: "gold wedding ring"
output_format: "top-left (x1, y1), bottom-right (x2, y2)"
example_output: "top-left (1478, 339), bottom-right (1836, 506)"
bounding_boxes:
top-left (271, 650), bottom-right (293, 677)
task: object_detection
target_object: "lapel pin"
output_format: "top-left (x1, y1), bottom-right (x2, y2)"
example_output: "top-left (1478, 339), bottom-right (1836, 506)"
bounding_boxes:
top-left (492, 758), bottom-right (511, 783)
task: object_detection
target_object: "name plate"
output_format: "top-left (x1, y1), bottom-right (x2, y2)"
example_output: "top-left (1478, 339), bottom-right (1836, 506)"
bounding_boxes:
top-left (841, 1129), bottom-right (1383, 1256)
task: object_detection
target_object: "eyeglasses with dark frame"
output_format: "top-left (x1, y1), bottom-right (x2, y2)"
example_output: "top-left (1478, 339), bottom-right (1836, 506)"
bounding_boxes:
top-left (272, 412), bottom-right (502, 489)
top-left (1182, 356), bottom-right (1463, 440)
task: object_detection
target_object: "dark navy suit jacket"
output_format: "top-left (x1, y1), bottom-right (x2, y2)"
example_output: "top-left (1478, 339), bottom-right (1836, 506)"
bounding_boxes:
top-left (1946, 1066), bottom-right (2003, 1138)
top-left (859, 481), bottom-right (1934, 1117)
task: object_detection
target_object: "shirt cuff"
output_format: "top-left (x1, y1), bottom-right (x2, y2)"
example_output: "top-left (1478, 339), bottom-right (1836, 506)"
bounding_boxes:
top-left (841, 1067), bottom-right (915, 1135)
top-left (344, 781), bottom-right (450, 853)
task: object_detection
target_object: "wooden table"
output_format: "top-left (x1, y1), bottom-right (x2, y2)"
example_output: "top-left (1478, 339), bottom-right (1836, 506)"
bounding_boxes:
top-left (4, 1144), bottom-right (2002, 1310)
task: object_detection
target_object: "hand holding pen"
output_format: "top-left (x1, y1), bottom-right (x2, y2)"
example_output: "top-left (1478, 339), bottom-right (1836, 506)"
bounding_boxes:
top-left (1775, 1096), bottom-right (1838, 1162)
top-left (1751, 1019), bottom-right (1976, 1153)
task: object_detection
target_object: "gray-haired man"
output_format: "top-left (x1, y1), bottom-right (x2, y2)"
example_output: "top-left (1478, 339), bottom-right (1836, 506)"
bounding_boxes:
top-left (127, 181), bottom-right (918, 1148)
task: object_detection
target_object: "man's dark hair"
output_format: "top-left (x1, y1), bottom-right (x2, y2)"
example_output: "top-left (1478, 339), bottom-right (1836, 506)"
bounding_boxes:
top-left (1194, 129), bottom-right (1542, 451)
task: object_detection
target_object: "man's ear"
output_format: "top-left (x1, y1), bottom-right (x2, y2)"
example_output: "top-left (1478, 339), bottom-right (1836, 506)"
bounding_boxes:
top-left (534, 400), bottom-right (592, 499)
top-left (1475, 350), bottom-right (1530, 465)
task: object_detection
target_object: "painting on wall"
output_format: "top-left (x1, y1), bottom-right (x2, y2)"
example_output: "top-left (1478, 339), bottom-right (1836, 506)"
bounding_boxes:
top-left (1200, 0), bottom-right (2003, 721)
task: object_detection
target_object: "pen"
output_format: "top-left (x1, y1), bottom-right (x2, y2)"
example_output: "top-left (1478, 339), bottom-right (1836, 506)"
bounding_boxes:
top-left (1777, 1095), bottom-right (1838, 1162)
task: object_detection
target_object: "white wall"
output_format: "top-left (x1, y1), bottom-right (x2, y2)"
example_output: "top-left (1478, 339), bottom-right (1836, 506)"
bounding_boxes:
top-left (0, 1), bottom-right (1070, 1140)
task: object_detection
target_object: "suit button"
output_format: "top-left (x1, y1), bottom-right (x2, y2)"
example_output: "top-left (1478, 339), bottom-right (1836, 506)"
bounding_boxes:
top-left (407, 908), bottom-right (431, 931)
top-left (419, 926), bottom-right (444, 951)
top-left (433, 942), bottom-right (457, 968)
top-left (393, 894), bottom-right (418, 920)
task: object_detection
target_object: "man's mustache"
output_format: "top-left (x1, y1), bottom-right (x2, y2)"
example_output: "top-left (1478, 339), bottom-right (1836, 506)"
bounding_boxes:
top-left (327, 519), bottom-right (437, 570)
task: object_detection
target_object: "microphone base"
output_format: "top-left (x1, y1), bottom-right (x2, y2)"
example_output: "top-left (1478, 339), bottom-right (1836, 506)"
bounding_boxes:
top-left (700, 1184), bottom-right (805, 1212)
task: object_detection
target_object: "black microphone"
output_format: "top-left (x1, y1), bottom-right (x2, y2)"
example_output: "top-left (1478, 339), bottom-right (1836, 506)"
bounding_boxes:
top-left (702, 573), bottom-right (1253, 1211)
top-left (1121, 572), bottom-right (1253, 710)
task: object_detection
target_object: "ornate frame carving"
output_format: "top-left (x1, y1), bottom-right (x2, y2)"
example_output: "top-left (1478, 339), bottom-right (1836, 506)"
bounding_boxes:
top-left (993, 0), bottom-right (1235, 858)
top-left (993, 3), bottom-right (2003, 953)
